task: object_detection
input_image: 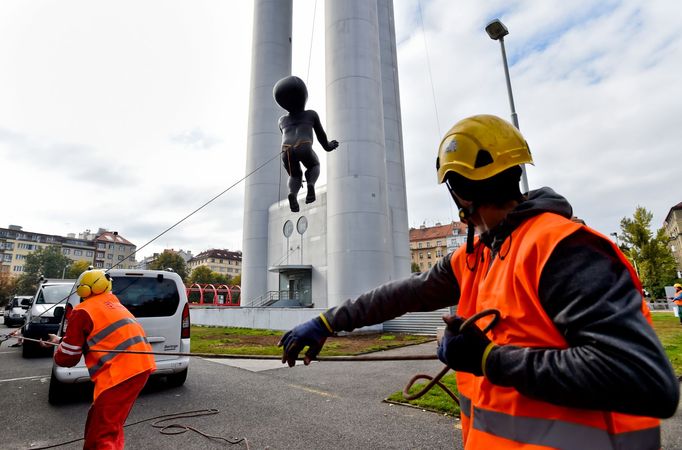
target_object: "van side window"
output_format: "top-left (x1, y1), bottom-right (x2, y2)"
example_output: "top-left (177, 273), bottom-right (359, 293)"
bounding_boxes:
top-left (112, 277), bottom-right (180, 317)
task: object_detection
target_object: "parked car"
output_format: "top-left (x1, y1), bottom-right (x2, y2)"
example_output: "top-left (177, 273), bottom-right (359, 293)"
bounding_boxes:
top-left (48, 269), bottom-right (191, 404)
top-left (3, 295), bottom-right (33, 327)
top-left (22, 280), bottom-right (78, 358)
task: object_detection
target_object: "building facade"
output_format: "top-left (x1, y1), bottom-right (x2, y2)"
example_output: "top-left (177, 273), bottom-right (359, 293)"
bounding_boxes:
top-left (92, 231), bottom-right (137, 270)
top-left (663, 201), bottom-right (682, 278)
top-left (409, 222), bottom-right (468, 272)
top-left (0, 225), bottom-right (137, 275)
top-left (187, 249), bottom-right (242, 278)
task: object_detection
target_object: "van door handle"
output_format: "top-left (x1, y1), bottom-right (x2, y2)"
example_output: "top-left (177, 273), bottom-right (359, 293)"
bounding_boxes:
top-left (146, 337), bottom-right (166, 343)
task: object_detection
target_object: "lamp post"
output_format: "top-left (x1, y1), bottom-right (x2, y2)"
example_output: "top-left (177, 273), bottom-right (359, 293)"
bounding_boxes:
top-left (485, 18), bottom-right (529, 194)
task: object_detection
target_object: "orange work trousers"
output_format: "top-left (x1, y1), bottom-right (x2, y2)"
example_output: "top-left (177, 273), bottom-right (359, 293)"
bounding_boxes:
top-left (83, 370), bottom-right (150, 450)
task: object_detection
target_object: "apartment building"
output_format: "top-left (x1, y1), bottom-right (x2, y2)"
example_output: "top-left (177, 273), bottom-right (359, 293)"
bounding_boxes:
top-left (663, 201), bottom-right (682, 278)
top-left (409, 221), bottom-right (468, 272)
top-left (187, 249), bottom-right (242, 277)
top-left (92, 230), bottom-right (137, 270)
top-left (0, 225), bottom-right (137, 275)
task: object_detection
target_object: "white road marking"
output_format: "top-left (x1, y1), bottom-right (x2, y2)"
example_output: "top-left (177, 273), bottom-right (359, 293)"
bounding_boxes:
top-left (0, 375), bottom-right (49, 383)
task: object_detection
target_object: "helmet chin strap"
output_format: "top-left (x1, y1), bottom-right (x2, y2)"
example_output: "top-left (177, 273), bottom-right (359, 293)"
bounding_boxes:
top-left (458, 205), bottom-right (477, 254)
top-left (446, 177), bottom-right (479, 254)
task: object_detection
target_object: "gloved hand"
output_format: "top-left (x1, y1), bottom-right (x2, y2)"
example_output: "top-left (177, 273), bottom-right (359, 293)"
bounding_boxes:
top-left (278, 315), bottom-right (333, 367)
top-left (437, 314), bottom-right (496, 377)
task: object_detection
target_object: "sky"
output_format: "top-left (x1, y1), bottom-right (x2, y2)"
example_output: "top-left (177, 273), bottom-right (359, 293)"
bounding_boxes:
top-left (1, 0), bottom-right (680, 261)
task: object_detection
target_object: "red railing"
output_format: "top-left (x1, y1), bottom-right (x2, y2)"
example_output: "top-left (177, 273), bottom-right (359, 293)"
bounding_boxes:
top-left (186, 283), bottom-right (241, 306)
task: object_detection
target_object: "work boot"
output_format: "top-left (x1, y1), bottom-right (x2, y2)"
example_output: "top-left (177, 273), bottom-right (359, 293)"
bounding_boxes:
top-left (306, 185), bottom-right (316, 204)
top-left (288, 193), bottom-right (300, 212)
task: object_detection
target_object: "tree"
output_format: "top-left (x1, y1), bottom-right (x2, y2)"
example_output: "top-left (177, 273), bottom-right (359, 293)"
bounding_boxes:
top-left (230, 274), bottom-right (241, 286)
top-left (619, 206), bottom-right (678, 298)
top-left (23, 245), bottom-right (73, 279)
top-left (149, 251), bottom-right (188, 281)
top-left (0, 271), bottom-right (17, 306)
top-left (66, 260), bottom-right (92, 279)
top-left (188, 265), bottom-right (232, 285)
top-left (411, 262), bottom-right (421, 273)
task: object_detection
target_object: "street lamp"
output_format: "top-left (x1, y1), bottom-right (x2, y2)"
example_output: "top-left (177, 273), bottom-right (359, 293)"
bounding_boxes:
top-left (485, 18), bottom-right (529, 194)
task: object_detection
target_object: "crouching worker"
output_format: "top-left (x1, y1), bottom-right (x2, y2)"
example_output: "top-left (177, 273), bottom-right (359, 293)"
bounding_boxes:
top-left (43, 269), bottom-right (155, 450)
top-left (279, 115), bottom-right (679, 449)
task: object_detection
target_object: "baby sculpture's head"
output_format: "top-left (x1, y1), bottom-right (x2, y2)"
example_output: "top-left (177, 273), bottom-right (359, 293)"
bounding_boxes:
top-left (273, 76), bottom-right (308, 113)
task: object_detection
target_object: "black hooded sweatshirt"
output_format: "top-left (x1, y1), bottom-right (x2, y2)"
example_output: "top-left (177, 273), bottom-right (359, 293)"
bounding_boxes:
top-left (322, 187), bottom-right (679, 418)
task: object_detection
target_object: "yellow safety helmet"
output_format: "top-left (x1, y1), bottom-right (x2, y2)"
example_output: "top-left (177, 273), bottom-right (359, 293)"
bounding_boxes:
top-left (76, 270), bottom-right (112, 298)
top-left (436, 114), bottom-right (533, 183)
top-left (675, 283), bottom-right (682, 289)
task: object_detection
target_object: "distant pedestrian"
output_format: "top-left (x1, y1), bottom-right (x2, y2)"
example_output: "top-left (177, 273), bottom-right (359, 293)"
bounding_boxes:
top-left (670, 283), bottom-right (682, 324)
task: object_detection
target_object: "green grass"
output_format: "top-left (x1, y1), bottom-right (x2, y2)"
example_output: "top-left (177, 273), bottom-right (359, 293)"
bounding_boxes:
top-left (386, 373), bottom-right (460, 417)
top-left (651, 312), bottom-right (682, 374)
top-left (189, 325), bottom-right (432, 356)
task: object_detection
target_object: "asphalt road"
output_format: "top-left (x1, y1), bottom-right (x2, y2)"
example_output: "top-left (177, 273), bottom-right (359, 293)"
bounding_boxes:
top-left (1, 318), bottom-right (680, 449)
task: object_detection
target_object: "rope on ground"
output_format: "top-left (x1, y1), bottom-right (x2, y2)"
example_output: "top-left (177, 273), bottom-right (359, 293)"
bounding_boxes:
top-left (30, 409), bottom-right (250, 450)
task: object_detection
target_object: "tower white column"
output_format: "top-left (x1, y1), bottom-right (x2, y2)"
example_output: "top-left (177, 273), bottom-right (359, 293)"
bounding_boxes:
top-left (378, 0), bottom-right (410, 279)
top-left (325, 0), bottom-right (392, 307)
top-left (241, 0), bottom-right (292, 304)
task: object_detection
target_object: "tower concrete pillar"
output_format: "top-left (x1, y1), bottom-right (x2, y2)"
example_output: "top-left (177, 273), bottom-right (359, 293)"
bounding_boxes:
top-left (325, 0), bottom-right (392, 307)
top-left (378, 0), bottom-right (410, 279)
top-left (241, 0), bottom-right (292, 304)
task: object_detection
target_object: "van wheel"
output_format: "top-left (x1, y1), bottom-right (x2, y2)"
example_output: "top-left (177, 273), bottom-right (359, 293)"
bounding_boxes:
top-left (48, 371), bottom-right (72, 405)
top-left (167, 368), bottom-right (188, 387)
top-left (22, 341), bottom-right (37, 358)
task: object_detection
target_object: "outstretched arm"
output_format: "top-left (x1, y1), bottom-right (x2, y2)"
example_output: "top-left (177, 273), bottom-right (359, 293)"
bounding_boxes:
top-left (312, 111), bottom-right (338, 151)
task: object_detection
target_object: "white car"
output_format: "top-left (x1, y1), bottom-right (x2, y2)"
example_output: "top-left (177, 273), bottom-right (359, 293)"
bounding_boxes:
top-left (48, 269), bottom-right (191, 404)
top-left (22, 280), bottom-right (77, 358)
top-left (3, 295), bottom-right (32, 327)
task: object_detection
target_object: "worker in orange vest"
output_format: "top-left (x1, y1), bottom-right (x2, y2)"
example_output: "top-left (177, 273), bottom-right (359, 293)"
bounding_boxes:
top-left (43, 270), bottom-right (156, 449)
top-left (670, 283), bottom-right (682, 324)
top-left (279, 115), bottom-right (679, 449)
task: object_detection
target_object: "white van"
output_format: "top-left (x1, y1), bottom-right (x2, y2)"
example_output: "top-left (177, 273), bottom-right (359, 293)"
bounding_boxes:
top-left (48, 269), bottom-right (190, 404)
top-left (3, 295), bottom-right (32, 327)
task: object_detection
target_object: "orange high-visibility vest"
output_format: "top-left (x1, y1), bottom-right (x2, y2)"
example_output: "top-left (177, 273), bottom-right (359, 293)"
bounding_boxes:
top-left (451, 212), bottom-right (659, 449)
top-left (673, 292), bottom-right (682, 307)
top-left (76, 292), bottom-right (156, 400)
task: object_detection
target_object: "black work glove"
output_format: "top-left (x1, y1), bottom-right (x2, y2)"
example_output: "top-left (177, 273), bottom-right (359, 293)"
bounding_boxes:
top-left (437, 314), bottom-right (496, 377)
top-left (278, 315), bottom-right (333, 367)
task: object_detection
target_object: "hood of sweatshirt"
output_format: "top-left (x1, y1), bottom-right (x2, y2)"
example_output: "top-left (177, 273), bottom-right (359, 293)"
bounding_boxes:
top-left (479, 187), bottom-right (573, 253)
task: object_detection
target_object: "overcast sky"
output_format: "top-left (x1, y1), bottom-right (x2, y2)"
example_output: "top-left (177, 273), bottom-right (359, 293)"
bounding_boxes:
top-left (1, 0), bottom-right (680, 261)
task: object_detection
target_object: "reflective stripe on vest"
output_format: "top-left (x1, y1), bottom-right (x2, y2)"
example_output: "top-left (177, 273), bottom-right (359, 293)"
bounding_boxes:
top-left (451, 212), bottom-right (660, 449)
top-left (86, 317), bottom-right (138, 348)
top-left (88, 335), bottom-right (150, 377)
top-left (473, 405), bottom-right (660, 450)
